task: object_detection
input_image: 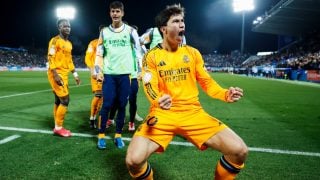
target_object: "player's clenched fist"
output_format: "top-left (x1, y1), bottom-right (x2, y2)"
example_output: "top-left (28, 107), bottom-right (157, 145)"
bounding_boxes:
top-left (226, 87), bottom-right (243, 102)
top-left (158, 94), bottom-right (172, 110)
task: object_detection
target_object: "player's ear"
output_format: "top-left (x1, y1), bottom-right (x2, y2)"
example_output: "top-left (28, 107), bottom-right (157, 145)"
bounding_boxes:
top-left (160, 26), bottom-right (166, 34)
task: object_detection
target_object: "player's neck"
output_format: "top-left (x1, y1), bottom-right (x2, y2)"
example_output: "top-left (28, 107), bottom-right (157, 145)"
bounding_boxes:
top-left (162, 39), bottom-right (178, 52)
top-left (112, 21), bottom-right (123, 29)
top-left (59, 33), bottom-right (68, 40)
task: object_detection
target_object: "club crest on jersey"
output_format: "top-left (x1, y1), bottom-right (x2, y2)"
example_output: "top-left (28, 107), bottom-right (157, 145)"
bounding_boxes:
top-left (145, 116), bottom-right (158, 126)
top-left (183, 55), bottom-right (189, 63)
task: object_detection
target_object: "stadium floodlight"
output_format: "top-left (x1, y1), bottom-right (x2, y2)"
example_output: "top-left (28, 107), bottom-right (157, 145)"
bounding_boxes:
top-left (256, 16), bottom-right (262, 21)
top-left (56, 6), bottom-right (76, 20)
top-left (252, 16), bottom-right (262, 25)
top-left (233, 0), bottom-right (254, 12)
top-left (233, 0), bottom-right (254, 54)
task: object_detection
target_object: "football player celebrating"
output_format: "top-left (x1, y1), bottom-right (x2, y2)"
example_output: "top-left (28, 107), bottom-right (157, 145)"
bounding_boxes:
top-left (126, 4), bottom-right (248, 180)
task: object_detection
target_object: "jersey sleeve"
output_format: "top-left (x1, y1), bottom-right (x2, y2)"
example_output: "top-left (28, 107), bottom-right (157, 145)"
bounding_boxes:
top-left (47, 37), bottom-right (57, 70)
top-left (193, 48), bottom-right (228, 102)
top-left (94, 31), bottom-right (104, 74)
top-left (142, 52), bottom-right (162, 107)
top-left (67, 42), bottom-right (75, 72)
top-left (85, 40), bottom-right (95, 68)
top-left (139, 28), bottom-right (153, 45)
top-left (131, 29), bottom-right (143, 69)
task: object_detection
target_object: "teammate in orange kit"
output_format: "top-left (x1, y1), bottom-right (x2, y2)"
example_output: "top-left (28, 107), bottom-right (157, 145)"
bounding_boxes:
top-left (47, 18), bottom-right (81, 137)
top-left (85, 25), bottom-right (105, 129)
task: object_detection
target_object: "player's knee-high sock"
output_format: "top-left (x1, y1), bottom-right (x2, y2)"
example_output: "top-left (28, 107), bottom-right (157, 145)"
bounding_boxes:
top-left (55, 105), bottom-right (67, 128)
top-left (215, 156), bottom-right (244, 180)
top-left (97, 97), bottom-right (103, 114)
top-left (129, 162), bottom-right (153, 180)
top-left (90, 96), bottom-right (100, 120)
top-left (53, 103), bottom-right (58, 122)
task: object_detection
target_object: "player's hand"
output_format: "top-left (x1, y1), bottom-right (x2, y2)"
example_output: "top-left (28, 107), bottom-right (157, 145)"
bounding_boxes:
top-left (137, 72), bottom-right (142, 81)
top-left (96, 73), bottom-right (104, 82)
top-left (54, 73), bottom-right (63, 86)
top-left (91, 74), bottom-right (97, 80)
top-left (75, 77), bottom-right (81, 85)
top-left (226, 87), bottom-right (243, 103)
top-left (158, 94), bottom-right (172, 110)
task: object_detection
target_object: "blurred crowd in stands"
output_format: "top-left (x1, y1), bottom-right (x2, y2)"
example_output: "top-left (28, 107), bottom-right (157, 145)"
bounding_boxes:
top-left (0, 48), bottom-right (86, 68)
top-left (241, 30), bottom-right (320, 71)
top-left (1, 30), bottom-right (319, 81)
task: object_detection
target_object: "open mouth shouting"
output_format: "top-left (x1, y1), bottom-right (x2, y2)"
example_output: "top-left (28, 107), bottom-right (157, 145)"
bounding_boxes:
top-left (178, 30), bottom-right (185, 37)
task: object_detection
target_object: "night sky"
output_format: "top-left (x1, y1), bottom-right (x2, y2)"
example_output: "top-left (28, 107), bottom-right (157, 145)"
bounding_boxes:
top-left (0, 0), bottom-right (281, 54)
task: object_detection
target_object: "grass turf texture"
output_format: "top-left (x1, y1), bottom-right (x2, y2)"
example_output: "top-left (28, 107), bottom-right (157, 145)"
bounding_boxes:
top-left (0, 71), bottom-right (319, 179)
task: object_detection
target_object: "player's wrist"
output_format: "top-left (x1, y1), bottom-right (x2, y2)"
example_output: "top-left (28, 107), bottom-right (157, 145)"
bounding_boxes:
top-left (73, 72), bottom-right (79, 78)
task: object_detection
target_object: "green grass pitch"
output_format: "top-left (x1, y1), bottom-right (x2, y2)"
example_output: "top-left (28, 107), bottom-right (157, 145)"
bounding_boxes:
top-left (0, 71), bottom-right (319, 179)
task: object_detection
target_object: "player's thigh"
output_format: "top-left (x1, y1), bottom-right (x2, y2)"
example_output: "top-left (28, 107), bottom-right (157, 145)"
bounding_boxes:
top-left (48, 74), bottom-right (69, 97)
top-left (205, 127), bottom-right (246, 155)
top-left (126, 136), bottom-right (159, 164)
top-left (180, 110), bottom-right (227, 150)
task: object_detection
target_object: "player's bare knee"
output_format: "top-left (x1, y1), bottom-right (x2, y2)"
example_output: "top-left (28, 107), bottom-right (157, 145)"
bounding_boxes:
top-left (232, 142), bottom-right (248, 162)
top-left (60, 98), bottom-right (69, 106)
top-left (54, 99), bottom-right (60, 105)
top-left (126, 152), bottom-right (145, 169)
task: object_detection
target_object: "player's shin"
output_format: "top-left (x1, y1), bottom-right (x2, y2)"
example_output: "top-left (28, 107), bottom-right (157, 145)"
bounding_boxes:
top-left (214, 156), bottom-right (244, 180)
top-left (55, 105), bottom-right (67, 127)
top-left (90, 96), bottom-right (99, 119)
top-left (53, 103), bottom-right (58, 122)
top-left (129, 162), bottom-right (153, 180)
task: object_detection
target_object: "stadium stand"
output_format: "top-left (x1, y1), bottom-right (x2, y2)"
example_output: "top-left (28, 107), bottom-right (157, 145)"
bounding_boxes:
top-left (202, 0), bottom-right (320, 83)
top-left (1, 0), bottom-right (319, 82)
top-left (0, 47), bottom-right (86, 71)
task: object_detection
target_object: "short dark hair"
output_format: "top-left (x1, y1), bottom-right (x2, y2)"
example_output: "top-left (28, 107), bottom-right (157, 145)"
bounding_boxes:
top-left (131, 25), bottom-right (138, 31)
top-left (99, 24), bottom-right (106, 32)
top-left (56, 18), bottom-right (69, 28)
top-left (155, 4), bottom-right (184, 29)
top-left (110, 1), bottom-right (124, 11)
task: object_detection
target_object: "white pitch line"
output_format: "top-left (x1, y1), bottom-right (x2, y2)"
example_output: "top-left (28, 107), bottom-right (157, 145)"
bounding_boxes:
top-left (0, 84), bottom-right (90, 99)
top-left (241, 75), bottom-right (320, 88)
top-left (0, 134), bottom-right (21, 144)
top-left (248, 147), bottom-right (320, 157)
top-left (0, 126), bottom-right (319, 157)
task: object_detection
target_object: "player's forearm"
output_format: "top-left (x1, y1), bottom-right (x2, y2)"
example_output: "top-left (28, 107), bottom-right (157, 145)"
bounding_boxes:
top-left (94, 56), bottom-right (103, 74)
top-left (201, 79), bottom-right (228, 102)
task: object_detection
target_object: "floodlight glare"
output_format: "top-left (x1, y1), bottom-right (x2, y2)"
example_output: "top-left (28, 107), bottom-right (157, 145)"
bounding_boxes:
top-left (233, 0), bottom-right (254, 12)
top-left (56, 6), bottom-right (76, 19)
top-left (232, 0), bottom-right (255, 54)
